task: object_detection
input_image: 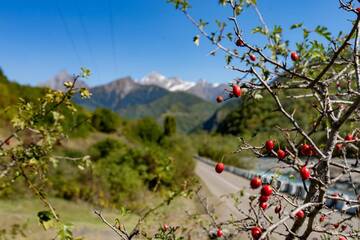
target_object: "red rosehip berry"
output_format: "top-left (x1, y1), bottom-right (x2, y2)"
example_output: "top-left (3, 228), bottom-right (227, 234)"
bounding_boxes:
top-left (335, 143), bottom-right (343, 151)
top-left (217, 228), bottom-right (223, 238)
top-left (290, 51), bottom-right (300, 61)
top-left (250, 177), bottom-right (262, 189)
top-left (339, 236), bottom-right (347, 240)
top-left (251, 226), bottom-right (262, 240)
top-left (261, 185), bottom-right (273, 196)
top-left (341, 225), bottom-right (347, 231)
top-left (295, 210), bottom-right (305, 219)
top-left (301, 144), bottom-right (312, 156)
top-left (333, 223), bottom-right (340, 229)
top-left (259, 202), bottom-right (268, 210)
top-left (232, 85), bottom-right (242, 97)
top-left (249, 54), bottom-right (256, 62)
top-left (235, 38), bottom-right (244, 47)
top-left (277, 149), bottom-right (286, 160)
top-left (265, 140), bottom-right (275, 152)
top-left (215, 162), bottom-right (224, 174)
top-left (259, 195), bottom-right (269, 203)
top-left (319, 215), bottom-right (326, 222)
top-left (345, 134), bottom-right (353, 141)
top-left (356, 7), bottom-right (360, 13)
top-left (216, 96), bottom-right (224, 103)
top-left (300, 166), bottom-right (311, 180)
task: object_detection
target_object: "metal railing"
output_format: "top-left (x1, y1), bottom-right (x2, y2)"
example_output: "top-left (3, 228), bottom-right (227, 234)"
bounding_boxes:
top-left (195, 156), bottom-right (358, 215)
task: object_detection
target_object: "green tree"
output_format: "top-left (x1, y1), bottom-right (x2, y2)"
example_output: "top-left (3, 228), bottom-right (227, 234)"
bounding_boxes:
top-left (134, 117), bottom-right (163, 143)
top-left (91, 108), bottom-right (120, 133)
top-left (163, 115), bottom-right (177, 136)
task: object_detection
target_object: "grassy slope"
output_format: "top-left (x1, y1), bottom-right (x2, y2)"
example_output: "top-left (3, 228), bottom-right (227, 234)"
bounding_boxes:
top-left (0, 195), bottom-right (201, 240)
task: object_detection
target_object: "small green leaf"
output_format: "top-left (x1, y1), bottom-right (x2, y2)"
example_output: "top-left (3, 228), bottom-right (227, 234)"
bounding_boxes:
top-left (254, 93), bottom-right (263, 99)
top-left (198, 19), bottom-right (208, 30)
top-left (80, 67), bottom-right (91, 78)
top-left (218, 0), bottom-right (227, 5)
top-left (234, 4), bottom-right (242, 16)
top-left (252, 26), bottom-right (267, 35)
top-left (303, 28), bottom-right (310, 39)
top-left (37, 211), bottom-right (55, 230)
top-left (290, 23), bottom-right (303, 30)
top-left (193, 35), bottom-right (200, 46)
top-left (63, 81), bottom-right (74, 88)
top-left (225, 55), bottom-right (233, 65)
top-left (246, 0), bottom-right (257, 5)
top-left (314, 25), bottom-right (332, 41)
top-left (80, 88), bottom-right (92, 99)
top-left (226, 32), bottom-right (233, 41)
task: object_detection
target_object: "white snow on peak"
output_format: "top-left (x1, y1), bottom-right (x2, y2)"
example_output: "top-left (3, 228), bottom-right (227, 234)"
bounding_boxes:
top-left (139, 71), bottom-right (195, 92)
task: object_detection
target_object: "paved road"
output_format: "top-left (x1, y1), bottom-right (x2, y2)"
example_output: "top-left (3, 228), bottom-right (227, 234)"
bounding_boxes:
top-left (195, 160), bottom-right (258, 239)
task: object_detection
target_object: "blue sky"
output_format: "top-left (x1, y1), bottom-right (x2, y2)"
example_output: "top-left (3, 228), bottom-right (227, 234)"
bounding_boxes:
top-left (0, 0), bottom-right (353, 86)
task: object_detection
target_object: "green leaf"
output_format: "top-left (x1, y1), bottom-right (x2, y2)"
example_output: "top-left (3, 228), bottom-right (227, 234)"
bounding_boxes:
top-left (314, 25), bottom-right (332, 41)
top-left (193, 35), bottom-right (200, 46)
top-left (80, 88), bottom-right (92, 99)
top-left (57, 224), bottom-right (75, 240)
top-left (254, 93), bottom-right (263, 99)
top-left (290, 23), bottom-right (303, 30)
top-left (198, 19), bottom-right (208, 30)
top-left (63, 81), bottom-right (74, 88)
top-left (167, 0), bottom-right (191, 11)
top-left (225, 55), bottom-right (233, 65)
top-left (219, 0), bottom-right (227, 5)
top-left (303, 28), bottom-right (310, 39)
top-left (246, 0), bottom-right (257, 5)
top-left (252, 26), bottom-right (267, 35)
top-left (80, 67), bottom-right (91, 78)
top-left (37, 211), bottom-right (55, 230)
top-left (234, 4), bottom-right (242, 16)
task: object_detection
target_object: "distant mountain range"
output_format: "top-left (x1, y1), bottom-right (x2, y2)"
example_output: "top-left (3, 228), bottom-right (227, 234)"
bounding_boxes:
top-left (43, 71), bottom-right (227, 102)
top-left (42, 71), bottom-right (230, 132)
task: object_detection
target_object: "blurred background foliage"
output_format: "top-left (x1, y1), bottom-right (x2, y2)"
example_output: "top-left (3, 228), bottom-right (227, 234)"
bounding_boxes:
top-left (1, 65), bottom-right (355, 211)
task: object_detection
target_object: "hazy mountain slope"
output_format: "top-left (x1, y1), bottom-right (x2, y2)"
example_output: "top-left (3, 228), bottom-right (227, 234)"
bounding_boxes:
top-left (187, 80), bottom-right (228, 103)
top-left (73, 76), bottom-right (169, 110)
top-left (200, 99), bottom-right (240, 132)
top-left (119, 92), bottom-right (217, 132)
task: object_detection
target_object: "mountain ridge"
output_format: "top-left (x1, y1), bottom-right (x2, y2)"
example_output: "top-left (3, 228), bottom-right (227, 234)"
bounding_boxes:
top-left (43, 70), bottom-right (227, 102)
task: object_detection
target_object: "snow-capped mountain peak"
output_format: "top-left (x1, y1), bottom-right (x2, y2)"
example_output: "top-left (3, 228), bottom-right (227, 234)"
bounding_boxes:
top-left (139, 71), bottom-right (195, 92)
top-left (137, 71), bottom-right (228, 101)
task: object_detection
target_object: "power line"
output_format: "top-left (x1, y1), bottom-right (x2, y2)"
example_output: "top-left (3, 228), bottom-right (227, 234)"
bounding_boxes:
top-left (107, 0), bottom-right (118, 75)
top-left (56, 0), bottom-right (83, 66)
top-left (75, 0), bottom-right (102, 83)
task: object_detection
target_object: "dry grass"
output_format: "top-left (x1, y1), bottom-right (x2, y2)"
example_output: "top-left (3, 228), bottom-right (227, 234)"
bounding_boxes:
top-left (0, 194), bottom-right (204, 240)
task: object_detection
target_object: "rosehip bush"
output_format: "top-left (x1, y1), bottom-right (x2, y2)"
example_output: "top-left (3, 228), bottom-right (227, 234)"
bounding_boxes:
top-left (168, 0), bottom-right (360, 239)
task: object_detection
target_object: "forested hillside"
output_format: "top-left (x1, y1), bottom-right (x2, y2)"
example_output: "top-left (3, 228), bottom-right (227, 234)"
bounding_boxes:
top-left (0, 69), bottom-right (195, 210)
